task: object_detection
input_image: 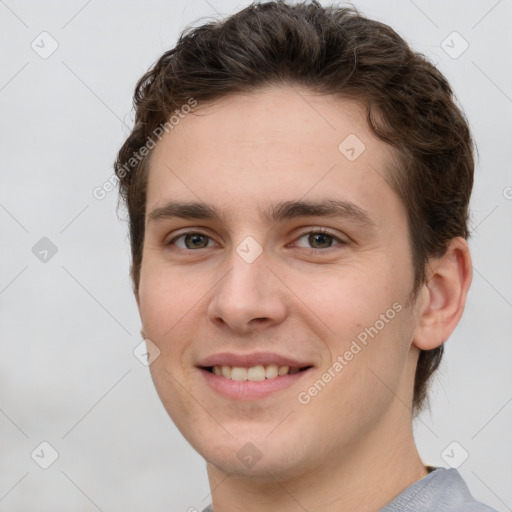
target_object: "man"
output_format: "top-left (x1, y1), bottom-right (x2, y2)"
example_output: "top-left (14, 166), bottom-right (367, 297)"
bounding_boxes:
top-left (114, 1), bottom-right (497, 510)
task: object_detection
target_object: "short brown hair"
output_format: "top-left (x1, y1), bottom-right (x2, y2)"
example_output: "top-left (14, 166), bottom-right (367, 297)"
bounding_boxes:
top-left (114, 0), bottom-right (475, 414)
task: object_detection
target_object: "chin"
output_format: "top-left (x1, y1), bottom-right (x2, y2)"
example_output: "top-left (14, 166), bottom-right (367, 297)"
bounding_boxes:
top-left (195, 430), bottom-right (313, 481)
top-left (206, 451), bottom-right (309, 482)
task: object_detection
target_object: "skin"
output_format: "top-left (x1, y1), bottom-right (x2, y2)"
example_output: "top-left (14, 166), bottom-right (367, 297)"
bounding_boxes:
top-left (136, 85), bottom-right (472, 512)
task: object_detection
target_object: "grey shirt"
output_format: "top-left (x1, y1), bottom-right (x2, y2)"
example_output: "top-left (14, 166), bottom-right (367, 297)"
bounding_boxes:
top-left (201, 467), bottom-right (498, 511)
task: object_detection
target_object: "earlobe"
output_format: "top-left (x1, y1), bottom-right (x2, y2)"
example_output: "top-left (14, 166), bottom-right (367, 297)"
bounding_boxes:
top-left (413, 237), bottom-right (473, 351)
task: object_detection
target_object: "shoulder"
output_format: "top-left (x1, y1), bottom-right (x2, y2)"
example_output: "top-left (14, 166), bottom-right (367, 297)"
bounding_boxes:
top-left (381, 467), bottom-right (499, 512)
top-left (429, 468), bottom-right (499, 512)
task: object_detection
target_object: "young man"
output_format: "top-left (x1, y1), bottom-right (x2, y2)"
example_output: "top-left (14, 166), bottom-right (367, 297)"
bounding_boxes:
top-left (114, 1), bottom-right (497, 510)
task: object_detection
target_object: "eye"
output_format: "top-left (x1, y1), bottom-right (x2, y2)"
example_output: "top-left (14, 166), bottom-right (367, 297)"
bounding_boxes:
top-left (293, 229), bottom-right (347, 251)
top-left (166, 229), bottom-right (347, 252)
top-left (168, 232), bottom-right (216, 250)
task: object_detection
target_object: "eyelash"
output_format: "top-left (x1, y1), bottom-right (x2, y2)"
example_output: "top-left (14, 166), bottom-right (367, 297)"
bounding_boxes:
top-left (166, 228), bottom-right (348, 253)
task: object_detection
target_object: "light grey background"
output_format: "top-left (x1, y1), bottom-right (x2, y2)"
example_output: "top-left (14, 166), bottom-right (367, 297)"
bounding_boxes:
top-left (0, 0), bottom-right (511, 510)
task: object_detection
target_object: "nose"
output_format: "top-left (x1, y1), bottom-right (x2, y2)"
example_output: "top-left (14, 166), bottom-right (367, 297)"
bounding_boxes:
top-left (207, 248), bottom-right (288, 334)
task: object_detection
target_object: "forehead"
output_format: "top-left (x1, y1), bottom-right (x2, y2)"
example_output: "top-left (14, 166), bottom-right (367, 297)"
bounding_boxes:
top-left (145, 85), bottom-right (400, 224)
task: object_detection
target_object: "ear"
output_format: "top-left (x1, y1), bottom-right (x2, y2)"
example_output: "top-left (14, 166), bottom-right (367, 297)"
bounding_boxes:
top-left (413, 237), bottom-right (473, 350)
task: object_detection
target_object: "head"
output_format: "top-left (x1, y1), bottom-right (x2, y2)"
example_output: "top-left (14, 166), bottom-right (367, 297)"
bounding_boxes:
top-left (114, 0), bottom-right (473, 479)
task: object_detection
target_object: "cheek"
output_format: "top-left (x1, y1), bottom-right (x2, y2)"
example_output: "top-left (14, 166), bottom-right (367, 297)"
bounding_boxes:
top-left (302, 263), bottom-right (414, 392)
top-left (298, 301), bottom-right (414, 440)
top-left (306, 263), bottom-right (406, 337)
top-left (138, 261), bottom-right (194, 339)
top-left (138, 266), bottom-right (208, 432)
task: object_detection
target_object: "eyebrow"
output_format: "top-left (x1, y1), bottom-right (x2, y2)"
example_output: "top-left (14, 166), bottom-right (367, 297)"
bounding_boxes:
top-left (147, 198), bottom-right (376, 228)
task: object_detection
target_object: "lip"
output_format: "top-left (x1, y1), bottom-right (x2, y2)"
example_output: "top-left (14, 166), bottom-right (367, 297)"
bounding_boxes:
top-left (196, 351), bottom-right (314, 400)
top-left (197, 351), bottom-right (312, 369)
top-left (199, 366), bottom-right (313, 400)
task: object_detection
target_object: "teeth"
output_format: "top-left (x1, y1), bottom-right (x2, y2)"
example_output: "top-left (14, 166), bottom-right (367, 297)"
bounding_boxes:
top-left (278, 365), bottom-right (289, 376)
top-left (266, 364), bottom-right (278, 379)
top-left (231, 367), bottom-right (247, 381)
top-left (247, 365), bottom-right (265, 381)
top-left (211, 364), bottom-right (303, 381)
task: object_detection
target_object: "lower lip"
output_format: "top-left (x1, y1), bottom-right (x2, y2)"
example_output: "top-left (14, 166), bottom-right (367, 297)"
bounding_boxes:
top-left (199, 367), bottom-right (312, 400)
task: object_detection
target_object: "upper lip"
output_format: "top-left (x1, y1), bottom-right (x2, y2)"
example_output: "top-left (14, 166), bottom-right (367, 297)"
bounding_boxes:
top-left (197, 352), bottom-right (313, 369)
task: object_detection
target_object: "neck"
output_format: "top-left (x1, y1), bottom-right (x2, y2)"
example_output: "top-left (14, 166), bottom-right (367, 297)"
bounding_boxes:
top-left (205, 399), bottom-right (428, 512)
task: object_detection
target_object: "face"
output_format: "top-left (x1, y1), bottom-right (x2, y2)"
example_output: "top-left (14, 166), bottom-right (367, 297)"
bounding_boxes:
top-left (137, 85), bottom-right (422, 481)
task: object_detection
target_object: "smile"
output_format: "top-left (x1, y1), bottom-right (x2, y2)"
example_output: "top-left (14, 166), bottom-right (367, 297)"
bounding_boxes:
top-left (207, 364), bottom-right (311, 381)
